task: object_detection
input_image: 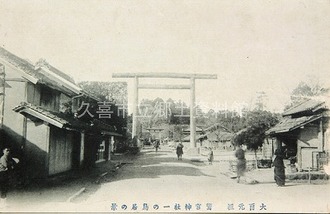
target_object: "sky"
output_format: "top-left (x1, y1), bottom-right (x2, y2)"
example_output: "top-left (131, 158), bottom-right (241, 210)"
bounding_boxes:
top-left (0, 0), bottom-right (330, 113)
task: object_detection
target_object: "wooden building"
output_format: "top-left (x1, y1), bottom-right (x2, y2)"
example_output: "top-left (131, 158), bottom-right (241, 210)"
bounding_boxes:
top-left (266, 99), bottom-right (329, 171)
top-left (0, 47), bottom-right (121, 181)
top-left (183, 123), bottom-right (234, 150)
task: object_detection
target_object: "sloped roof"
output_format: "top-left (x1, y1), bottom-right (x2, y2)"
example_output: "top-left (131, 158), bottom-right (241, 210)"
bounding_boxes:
top-left (283, 99), bottom-right (326, 116)
top-left (0, 47), bottom-right (82, 96)
top-left (266, 114), bottom-right (322, 135)
top-left (182, 123), bottom-right (235, 142)
top-left (201, 131), bottom-right (234, 142)
top-left (0, 46), bottom-right (37, 78)
top-left (183, 126), bottom-right (203, 133)
top-left (13, 102), bottom-right (121, 136)
top-left (35, 59), bottom-right (75, 84)
top-left (204, 123), bottom-right (232, 133)
top-left (13, 102), bottom-right (86, 129)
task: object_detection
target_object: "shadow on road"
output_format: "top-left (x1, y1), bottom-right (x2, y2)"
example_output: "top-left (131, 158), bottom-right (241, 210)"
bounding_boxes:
top-left (74, 147), bottom-right (214, 202)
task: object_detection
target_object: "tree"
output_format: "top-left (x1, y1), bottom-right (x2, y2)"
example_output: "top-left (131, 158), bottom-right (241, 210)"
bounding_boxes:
top-left (168, 100), bottom-right (190, 125)
top-left (254, 91), bottom-right (268, 111)
top-left (77, 81), bottom-right (128, 135)
top-left (234, 110), bottom-right (279, 151)
top-left (78, 81), bottom-right (128, 104)
top-left (285, 77), bottom-right (330, 110)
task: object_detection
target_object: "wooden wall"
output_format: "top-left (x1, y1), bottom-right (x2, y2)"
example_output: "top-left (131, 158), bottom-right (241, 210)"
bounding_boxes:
top-left (48, 127), bottom-right (73, 175)
top-left (297, 124), bottom-right (320, 170)
top-left (25, 119), bottom-right (49, 179)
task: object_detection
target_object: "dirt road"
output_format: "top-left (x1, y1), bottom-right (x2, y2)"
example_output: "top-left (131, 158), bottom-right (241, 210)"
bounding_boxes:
top-left (77, 145), bottom-right (330, 213)
top-left (5, 145), bottom-right (330, 212)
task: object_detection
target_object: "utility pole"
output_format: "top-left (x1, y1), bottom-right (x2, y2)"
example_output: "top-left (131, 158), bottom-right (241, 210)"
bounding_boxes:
top-left (0, 64), bottom-right (5, 129)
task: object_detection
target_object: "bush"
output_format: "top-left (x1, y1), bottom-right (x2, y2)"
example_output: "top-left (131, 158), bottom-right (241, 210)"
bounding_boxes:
top-left (128, 146), bottom-right (140, 155)
top-left (115, 142), bottom-right (129, 153)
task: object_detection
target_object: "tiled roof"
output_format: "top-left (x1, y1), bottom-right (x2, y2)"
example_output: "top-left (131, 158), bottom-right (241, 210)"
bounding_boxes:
top-left (266, 114), bottom-right (322, 135)
top-left (13, 102), bottom-right (74, 129)
top-left (283, 99), bottom-right (326, 116)
top-left (35, 59), bottom-right (75, 84)
top-left (13, 102), bottom-right (120, 135)
top-left (0, 47), bottom-right (80, 96)
top-left (0, 47), bottom-right (37, 77)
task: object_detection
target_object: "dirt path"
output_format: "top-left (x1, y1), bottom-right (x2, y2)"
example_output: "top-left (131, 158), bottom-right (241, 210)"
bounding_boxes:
top-left (5, 145), bottom-right (329, 212)
top-left (76, 145), bottom-right (330, 213)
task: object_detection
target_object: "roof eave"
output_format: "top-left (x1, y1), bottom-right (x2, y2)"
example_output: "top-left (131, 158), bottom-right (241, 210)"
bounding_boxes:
top-left (16, 107), bottom-right (65, 128)
top-left (0, 59), bottom-right (39, 84)
top-left (266, 115), bottom-right (323, 135)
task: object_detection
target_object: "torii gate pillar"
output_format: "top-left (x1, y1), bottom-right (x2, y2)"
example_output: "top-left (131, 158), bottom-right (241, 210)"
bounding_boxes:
top-left (190, 77), bottom-right (196, 148)
top-left (132, 76), bottom-right (139, 138)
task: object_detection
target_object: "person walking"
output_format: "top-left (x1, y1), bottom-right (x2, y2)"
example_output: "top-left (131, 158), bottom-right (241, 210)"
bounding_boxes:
top-left (176, 142), bottom-right (184, 160)
top-left (273, 148), bottom-right (285, 187)
top-left (0, 147), bottom-right (18, 208)
top-left (154, 140), bottom-right (160, 152)
top-left (207, 147), bottom-right (214, 165)
top-left (235, 145), bottom-right (246, 183)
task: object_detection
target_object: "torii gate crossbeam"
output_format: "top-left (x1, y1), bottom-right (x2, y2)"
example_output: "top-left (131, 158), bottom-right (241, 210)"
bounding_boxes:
top-left (112, 72), bottom-right (217, 148)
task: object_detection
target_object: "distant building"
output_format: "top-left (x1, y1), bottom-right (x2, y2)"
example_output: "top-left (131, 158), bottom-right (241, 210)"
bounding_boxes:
top-left (183, 123), bottom-right (234, 150)
top-left (182, 126), bottom-right (204, 135)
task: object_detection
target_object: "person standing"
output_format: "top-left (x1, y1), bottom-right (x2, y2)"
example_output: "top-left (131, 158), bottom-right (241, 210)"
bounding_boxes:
top-left (176, 142), bottom-right (184, 160)
top-left (235, 145), bottom-right (246, 183)
top-left (0, 147), bottom-right (18, 208)
top-left (207, 147), bottom-right (214, 165)
top-left (273, 149), bottom-right (285, 186)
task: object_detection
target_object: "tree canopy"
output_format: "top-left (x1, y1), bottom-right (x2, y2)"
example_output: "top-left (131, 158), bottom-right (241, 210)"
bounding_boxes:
top-left (285, 77), bottom-right (329, 110)
top-left (77, 81), bottom-right (128, 135)
top-left (233, 110), bottom-right (279, 150)
top-left (78, 81), bottom-right (128, 104)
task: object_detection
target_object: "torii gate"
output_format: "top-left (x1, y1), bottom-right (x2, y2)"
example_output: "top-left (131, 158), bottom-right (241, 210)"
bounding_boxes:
top-left (112, 73), bottom-right (217, 148)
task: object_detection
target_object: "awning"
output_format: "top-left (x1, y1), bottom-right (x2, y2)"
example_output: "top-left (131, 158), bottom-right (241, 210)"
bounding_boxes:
top-left (266, 114), bottom-right (322, 135)
top-left (91, 119), bottom-right (123, 137)
top-left (13, 102), bottom-right (89, 130)
top-left (14, 103), bottom-right (124, 136)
